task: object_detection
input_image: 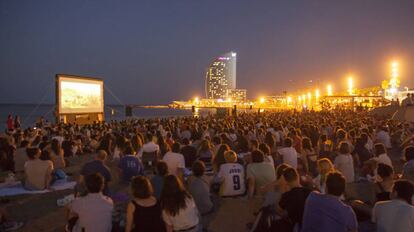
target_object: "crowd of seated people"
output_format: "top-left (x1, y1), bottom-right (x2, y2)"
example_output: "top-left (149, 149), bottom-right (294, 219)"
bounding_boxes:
top-left (1, 109), bottom-right (414, 231)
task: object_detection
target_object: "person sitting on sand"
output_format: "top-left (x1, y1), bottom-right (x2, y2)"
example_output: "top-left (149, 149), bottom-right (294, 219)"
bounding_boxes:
top-left (160, 175), bottom-right (201, 232)
top-left (24, 147), bottom-right (54, 190)
top-left (125, 176), bottom-right (165, 232)
top-left (67, 173), bottom-right (113, 232)
top-left (215, 150), bottom-right (246, 197)
top-left (78, 150), bottom-right (112, 196)
top-left (118, 142), bottom-right (144, 182)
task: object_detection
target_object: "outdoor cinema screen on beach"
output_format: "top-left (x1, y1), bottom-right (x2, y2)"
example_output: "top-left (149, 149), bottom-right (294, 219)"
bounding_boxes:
top-left (57, 75), bottom-right (104, 114)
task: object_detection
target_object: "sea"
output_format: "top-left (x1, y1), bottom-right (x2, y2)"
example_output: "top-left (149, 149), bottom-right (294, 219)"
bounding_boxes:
top-left (0, 104), bottom-right (215, 130)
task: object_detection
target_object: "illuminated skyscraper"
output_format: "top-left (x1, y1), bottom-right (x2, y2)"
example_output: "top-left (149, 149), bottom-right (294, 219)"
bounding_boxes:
top-left (205, 52), bottom-right (237, 99)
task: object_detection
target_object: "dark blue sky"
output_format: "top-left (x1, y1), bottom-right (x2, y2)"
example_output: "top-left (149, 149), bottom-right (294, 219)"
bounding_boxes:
top-left (1, 0), bottom-right (414, 104)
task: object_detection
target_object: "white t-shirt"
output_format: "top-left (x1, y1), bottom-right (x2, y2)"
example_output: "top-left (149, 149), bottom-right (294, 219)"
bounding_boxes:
top-left (162, 151), bottom-right (185, 177)
top-left (70, 193), bottom-right (113, 232)
top-left (376, 131), bottom-right (392, 149)
top-left (143, 142), bottom-right (159, 153)
top-left (278, 147), bottom-right (297, 169)
top-left (374, 153), bottom-right (393, 167)
top-left (372, 199), bottom-right (414, 232)
top-left (216, 163), bottom-right (246, 197)
top-left (334, 154), bottom-right (355, 183)
top-left (162, 198), bottom-right (199, 231)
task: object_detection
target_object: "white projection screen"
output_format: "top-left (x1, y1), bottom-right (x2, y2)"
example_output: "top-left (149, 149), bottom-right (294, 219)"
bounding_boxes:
top-left (57, 75), bottom-right (104, 114)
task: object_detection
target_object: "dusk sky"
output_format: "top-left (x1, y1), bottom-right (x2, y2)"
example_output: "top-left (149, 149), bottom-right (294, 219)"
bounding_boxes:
top-left (1, 0), bottom-right (414, 105)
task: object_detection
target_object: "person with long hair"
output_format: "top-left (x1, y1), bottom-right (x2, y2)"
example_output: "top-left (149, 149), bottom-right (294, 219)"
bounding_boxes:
top-left (160, 175), bottom-right (200, 232)
top-left (50, 138), bottom-right (66, 170)
top-left (131, 135), bottom-right (143, 159)
top-left (212, 144), bottom-right (230, 172)
top-left (197, 139), bottom-right (214, 164)
top-left (313, 158), bottom-right (335, 193)
top-left (125, 176), bottom-right (164, 232)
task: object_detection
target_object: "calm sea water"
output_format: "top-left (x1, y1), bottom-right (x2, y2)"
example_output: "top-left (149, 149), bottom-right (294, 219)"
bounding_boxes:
top-left (0, 104), bottom-right (214, 129)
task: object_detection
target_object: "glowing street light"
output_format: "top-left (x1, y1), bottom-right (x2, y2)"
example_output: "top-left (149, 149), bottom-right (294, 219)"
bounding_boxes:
top-left (259, 97), bottom-right (265, 104)
top-left (390, 60), bottom-right (399, 89)
top-left (315, 89), bottom-right (320, 99)
top-left (347, 76), bottom-right (354, 95)
top-left (194, 97), bottom-right (199, 104)
top-left (327, 85), bottom-right (333, 96)
top-left (287, 96), bottom-right (292, 104)
top-left (307, 92), bottom-right (312, 100)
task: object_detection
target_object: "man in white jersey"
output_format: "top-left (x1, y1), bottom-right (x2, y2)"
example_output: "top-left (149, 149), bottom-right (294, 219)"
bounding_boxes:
top-left (215, 151), bottom-right (246, 197)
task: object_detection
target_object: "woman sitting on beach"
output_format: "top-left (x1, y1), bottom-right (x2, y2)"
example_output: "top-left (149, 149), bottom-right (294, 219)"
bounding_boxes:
top-left (125, 176), bottom-right (165, 232)
top-left (49, 139), bottom-right (66, 170)
top-left (160, 175), bottom-right (201, 232)
top-left (24, 147), bottom-right (54, 190)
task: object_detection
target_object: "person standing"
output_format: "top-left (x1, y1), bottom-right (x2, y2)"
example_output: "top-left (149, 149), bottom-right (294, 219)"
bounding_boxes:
top-left (6, 115), bottom-right (14, 132)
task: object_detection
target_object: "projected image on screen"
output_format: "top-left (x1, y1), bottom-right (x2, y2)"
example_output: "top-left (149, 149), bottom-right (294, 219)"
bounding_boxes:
top-left (58, 76), bottom-right (104, 114)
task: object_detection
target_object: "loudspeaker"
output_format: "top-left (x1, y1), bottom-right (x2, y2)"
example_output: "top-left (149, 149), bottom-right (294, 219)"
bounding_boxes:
top-left (125, 106), bottom-right (133, 117)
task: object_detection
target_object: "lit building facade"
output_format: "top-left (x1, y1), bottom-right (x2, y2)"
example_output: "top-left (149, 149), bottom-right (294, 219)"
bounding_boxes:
top-left (227, 89), bottom-right (247, 102)
top-left (205, 52), bottom-right (237, 99)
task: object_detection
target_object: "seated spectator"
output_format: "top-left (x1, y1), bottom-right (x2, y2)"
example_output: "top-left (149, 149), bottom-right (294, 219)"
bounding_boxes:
top-left (318, 139), bottom-right (335, 161)
top-left (14, 140), bottom-right (29, 172)
top-left (352, 136), bottom-right (372, 167)
top-left (373, 143), bottom-right (393, 168)
top-left (187, 161), bottom-right (213, 230)
top-left (302, 172), bottom-right (358, 232)
top-left (118, 142), bottom-right (144, 182)
top-left (49, 138), bottom-right (66, 170)
top-left (181, 138), bottom-right (197, 168)
top-left (162, 142), bottom-right (185, 180)
top-left (372, 180), bottom-right (414, 232)
top-left (79, 150), bottom-right (112, 196)
top-left (375, 163), bottom-right (394, 202)
top-left (247, 150), bottom-right (276, 198)
top-left (277, 138), bottom-right (298, 169)
top-left (258, 143), bottom-right (275, 165)
top-left (313, 158), bottom-right (335, 193)
top-left (215, 150), bottom-right (246, 197)
top-left (67, 173), bottom-right (113, 232)
top-left (160, 175), bottom-right (200, 232)
top-left (334, 142), bottom-right (355, 183)
top-left (125, 176), bottom-right (164, 232)
top-left (143, 133), bottom-right (160, 153)
top-left (197, 140), bottom-right (214, 164)
top-left (24, 147), bottom-right (54, 190)
top-left (402, 146), bottom-right (414, 182)
top-left (212, 144), bottom-right (230, 172)
top-left (278, 167), bottom-right (311, 231)
top-left (151, 161), bottom-right (169, 199)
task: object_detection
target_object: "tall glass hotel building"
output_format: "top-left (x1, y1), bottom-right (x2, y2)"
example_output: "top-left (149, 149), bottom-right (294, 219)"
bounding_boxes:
top-left (205, 52), bottom-right (237, 99)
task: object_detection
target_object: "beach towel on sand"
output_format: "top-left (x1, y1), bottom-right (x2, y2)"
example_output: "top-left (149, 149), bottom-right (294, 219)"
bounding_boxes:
top-left (0, 179), bottom-right (77, 196)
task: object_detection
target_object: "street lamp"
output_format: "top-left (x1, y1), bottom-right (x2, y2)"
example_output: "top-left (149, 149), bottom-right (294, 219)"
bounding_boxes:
top-left (347, 76), bottom-right (354, 95)
top-left (327, 85), bottom-right (333, 96)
